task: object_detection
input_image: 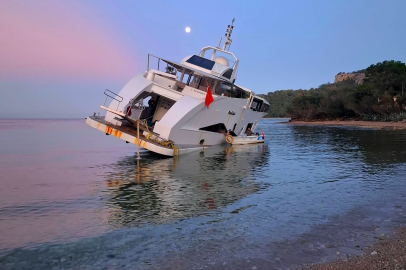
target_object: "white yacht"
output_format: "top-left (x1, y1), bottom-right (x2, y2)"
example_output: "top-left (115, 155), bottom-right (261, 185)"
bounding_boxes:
top-left (86, 19), bottom-right (270, 156)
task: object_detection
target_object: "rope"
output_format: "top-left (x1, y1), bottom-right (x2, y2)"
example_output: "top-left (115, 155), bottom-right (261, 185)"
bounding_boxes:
top-left (142, 120), bottom-right (179, 155)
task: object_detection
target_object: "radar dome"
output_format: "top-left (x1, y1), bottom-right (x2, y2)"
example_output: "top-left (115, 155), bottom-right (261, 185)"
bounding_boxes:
top-left (214, 56), bottom-right (229, 67)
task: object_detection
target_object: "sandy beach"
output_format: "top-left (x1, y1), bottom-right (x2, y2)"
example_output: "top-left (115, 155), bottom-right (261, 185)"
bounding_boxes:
top-left (284, 120), bottom-right (406, 130)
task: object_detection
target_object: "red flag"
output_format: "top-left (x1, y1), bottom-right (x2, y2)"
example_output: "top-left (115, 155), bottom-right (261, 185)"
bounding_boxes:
top-left (205, 80), bottom-right (214, 108)
top-left (261, 130), bottom-right (265, 139)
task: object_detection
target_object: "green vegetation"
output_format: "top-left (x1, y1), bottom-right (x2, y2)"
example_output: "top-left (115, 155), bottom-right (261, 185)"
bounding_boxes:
top-left (262, 60), bottom-right (406, 121)
top-left (259, 89), bottom-right (306, 117)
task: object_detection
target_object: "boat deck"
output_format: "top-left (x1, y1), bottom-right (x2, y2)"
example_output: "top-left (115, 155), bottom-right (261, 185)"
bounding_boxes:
top-left (86, 116), bottom-right (205, 156)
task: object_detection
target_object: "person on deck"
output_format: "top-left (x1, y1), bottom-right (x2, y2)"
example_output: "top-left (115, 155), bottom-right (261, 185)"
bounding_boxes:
top-left (148, 97), bottom-right (156, 115)
top-left (147, 97), bottom-right (156, 126)
top-left (246, 127), bottom-right (253, 136)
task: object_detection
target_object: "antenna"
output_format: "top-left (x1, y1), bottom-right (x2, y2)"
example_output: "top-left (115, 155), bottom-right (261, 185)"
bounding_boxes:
top-left (217, 37), bottom-right (222, 48)
top-left (222, 18), bottom-right (235, 51)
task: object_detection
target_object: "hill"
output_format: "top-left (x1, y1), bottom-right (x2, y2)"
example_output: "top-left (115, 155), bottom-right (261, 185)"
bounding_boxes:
top-left (262, 60), bottom-right (406, 121)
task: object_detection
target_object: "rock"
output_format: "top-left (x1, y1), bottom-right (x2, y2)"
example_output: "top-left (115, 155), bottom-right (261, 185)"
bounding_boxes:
top-left (375, 227), bottom-right (380, 231)
top-left (371, 251), bottom-right (378, 256)
top-left (336, 252), bottom-right (340, 256)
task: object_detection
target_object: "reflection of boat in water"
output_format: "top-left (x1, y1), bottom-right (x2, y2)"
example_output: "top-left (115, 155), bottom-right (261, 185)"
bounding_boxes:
top-left (86, 19), bottom-right (269, 156)
top-left (101, 144), bottom-right (269, 229)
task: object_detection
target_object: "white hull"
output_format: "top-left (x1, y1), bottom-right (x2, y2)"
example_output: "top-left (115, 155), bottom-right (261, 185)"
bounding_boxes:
top-left (86, 116), bottom-right (205, 157)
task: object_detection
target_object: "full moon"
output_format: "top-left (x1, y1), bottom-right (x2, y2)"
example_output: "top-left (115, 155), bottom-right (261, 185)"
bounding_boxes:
top-left (185, 27), bottom-right (191, 33)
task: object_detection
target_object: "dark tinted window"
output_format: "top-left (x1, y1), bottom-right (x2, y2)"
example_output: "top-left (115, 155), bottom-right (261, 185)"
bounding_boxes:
top-left (186, 55), bottom-right (215, 70)
top-left (232, 86), bottom-right (251, 99)
top-left (251, 98), bottom-right (263, 111)
top-left (222, 69), bottom-right (233, 79)
top-left (260, 104), bottom-right (270, 112)
top-left (199, 123), bottom-right (227, 133)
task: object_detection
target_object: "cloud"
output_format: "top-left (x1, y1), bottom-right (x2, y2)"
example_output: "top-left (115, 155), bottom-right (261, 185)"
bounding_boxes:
top-left (0, 0), bottom-right (135, 81)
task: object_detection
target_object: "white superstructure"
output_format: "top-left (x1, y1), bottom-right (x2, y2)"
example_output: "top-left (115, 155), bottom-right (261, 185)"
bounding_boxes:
top-left (86, 19), bottom-right (270, 156)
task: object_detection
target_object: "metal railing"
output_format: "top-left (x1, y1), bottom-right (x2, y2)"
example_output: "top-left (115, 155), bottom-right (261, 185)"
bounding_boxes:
top-left (103, 89), bottom-right (123, 110)
top-left (147, 54), bottom-right (178, 75)
top-left (147, 54), bottom-right (161, 72)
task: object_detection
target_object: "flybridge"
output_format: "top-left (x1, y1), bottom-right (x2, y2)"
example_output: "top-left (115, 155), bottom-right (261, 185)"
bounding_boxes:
top-left (182, 18), bottom-right (239, 83)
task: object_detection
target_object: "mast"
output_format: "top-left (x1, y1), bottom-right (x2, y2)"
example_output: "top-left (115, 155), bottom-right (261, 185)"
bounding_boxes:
top-left (222, 18), bottom-right (235, 51)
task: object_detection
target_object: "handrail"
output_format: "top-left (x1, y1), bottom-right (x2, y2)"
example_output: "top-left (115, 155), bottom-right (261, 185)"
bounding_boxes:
top-left (104, 89), bottom-right (123, 102)
top-left (148, 54), bottom-right (161, 71)
top-left (103, 89), bottom-right (124, 110)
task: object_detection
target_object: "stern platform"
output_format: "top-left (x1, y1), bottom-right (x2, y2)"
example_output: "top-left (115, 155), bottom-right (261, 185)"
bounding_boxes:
top-left (85, 116), bottom-right (204, 157)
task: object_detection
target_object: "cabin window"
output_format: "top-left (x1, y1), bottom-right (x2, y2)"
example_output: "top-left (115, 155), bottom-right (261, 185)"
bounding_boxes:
top-left (251, 98), bottom-right (263, 111)
top-left (199, 123), bottom-right (227, 133)
top-left (260, 104), bottom-right (270, 113)
top-left (186, 55), bottom-right (216, 70)
top-left (218, 82), bottom-right (232, 96)
top-left (241, 89), bottom-right (250, 99)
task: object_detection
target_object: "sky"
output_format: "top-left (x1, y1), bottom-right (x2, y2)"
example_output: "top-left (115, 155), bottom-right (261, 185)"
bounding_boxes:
top-left (0, 0), bottom-right (405, 118)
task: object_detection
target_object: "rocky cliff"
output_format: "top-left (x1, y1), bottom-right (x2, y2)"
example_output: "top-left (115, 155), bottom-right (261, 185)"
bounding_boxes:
top-left (335, 72), bottom-right (365, 84)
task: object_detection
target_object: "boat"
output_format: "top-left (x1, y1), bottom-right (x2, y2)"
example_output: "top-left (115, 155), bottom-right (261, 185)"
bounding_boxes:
top-left (225, 134), bottom-right (265, 145)
top-left (85, 19), bottom-right (270, 156)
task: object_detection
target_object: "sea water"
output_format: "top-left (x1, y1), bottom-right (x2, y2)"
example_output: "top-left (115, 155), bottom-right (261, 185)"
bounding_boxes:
top-left (0, 119), bottom-right (405, 269)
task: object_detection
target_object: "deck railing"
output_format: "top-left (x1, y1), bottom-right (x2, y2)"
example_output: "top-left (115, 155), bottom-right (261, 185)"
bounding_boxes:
top-left (103, 89), bottom-right (123, 110)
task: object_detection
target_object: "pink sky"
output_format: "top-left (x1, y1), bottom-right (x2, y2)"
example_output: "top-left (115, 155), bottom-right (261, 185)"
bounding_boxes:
top-left (0, 0), bottom-right (135, 82)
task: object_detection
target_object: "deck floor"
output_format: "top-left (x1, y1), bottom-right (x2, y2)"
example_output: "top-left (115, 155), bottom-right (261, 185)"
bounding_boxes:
top-left (89, 116), bottom-right (203, 150)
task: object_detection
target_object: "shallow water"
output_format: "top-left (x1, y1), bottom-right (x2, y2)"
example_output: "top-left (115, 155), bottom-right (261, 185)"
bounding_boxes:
top-left (0, 119), bottom-right (405, 269)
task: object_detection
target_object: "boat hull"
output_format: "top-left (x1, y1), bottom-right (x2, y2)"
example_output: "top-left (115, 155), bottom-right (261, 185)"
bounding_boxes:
top-left (227, 135), bottom-right (265, 145)
top-left (85, 116), bottom-right (204, 157)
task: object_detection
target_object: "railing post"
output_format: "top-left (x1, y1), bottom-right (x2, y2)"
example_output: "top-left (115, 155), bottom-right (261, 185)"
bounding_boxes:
top-left (137, 120), bottom-right (141, 160)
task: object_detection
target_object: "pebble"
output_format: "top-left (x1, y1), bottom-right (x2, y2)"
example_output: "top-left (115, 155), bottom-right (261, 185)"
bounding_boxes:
top-left (371, 251), bottom-right (378, 255)
top-left (336, 252), bottom-right (340, 256)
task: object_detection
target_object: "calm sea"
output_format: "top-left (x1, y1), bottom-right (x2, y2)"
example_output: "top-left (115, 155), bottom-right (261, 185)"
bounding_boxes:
top-left (0, 119), bottom-right (405, 269)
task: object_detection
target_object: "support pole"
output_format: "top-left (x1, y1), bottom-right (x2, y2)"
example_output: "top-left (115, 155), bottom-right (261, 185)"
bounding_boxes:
top-left (137, 120), bottom-right (141, 159)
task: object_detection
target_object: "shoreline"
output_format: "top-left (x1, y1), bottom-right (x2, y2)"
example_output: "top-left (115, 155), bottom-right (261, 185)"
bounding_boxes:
top-left (305, 226), bottom-right (406, 269)
top-left (283, 120), bottom-right (406, 130)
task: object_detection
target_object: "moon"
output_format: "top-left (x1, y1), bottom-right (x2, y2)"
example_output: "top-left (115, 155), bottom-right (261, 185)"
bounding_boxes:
top-left (185, 27), bottom-right (191, 33)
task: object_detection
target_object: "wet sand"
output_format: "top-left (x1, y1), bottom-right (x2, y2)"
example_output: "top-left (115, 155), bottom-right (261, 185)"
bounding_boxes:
top-left (305, 226), bottom-right (406, 270)
top-left (284, 120), bottom-right (406, 130)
